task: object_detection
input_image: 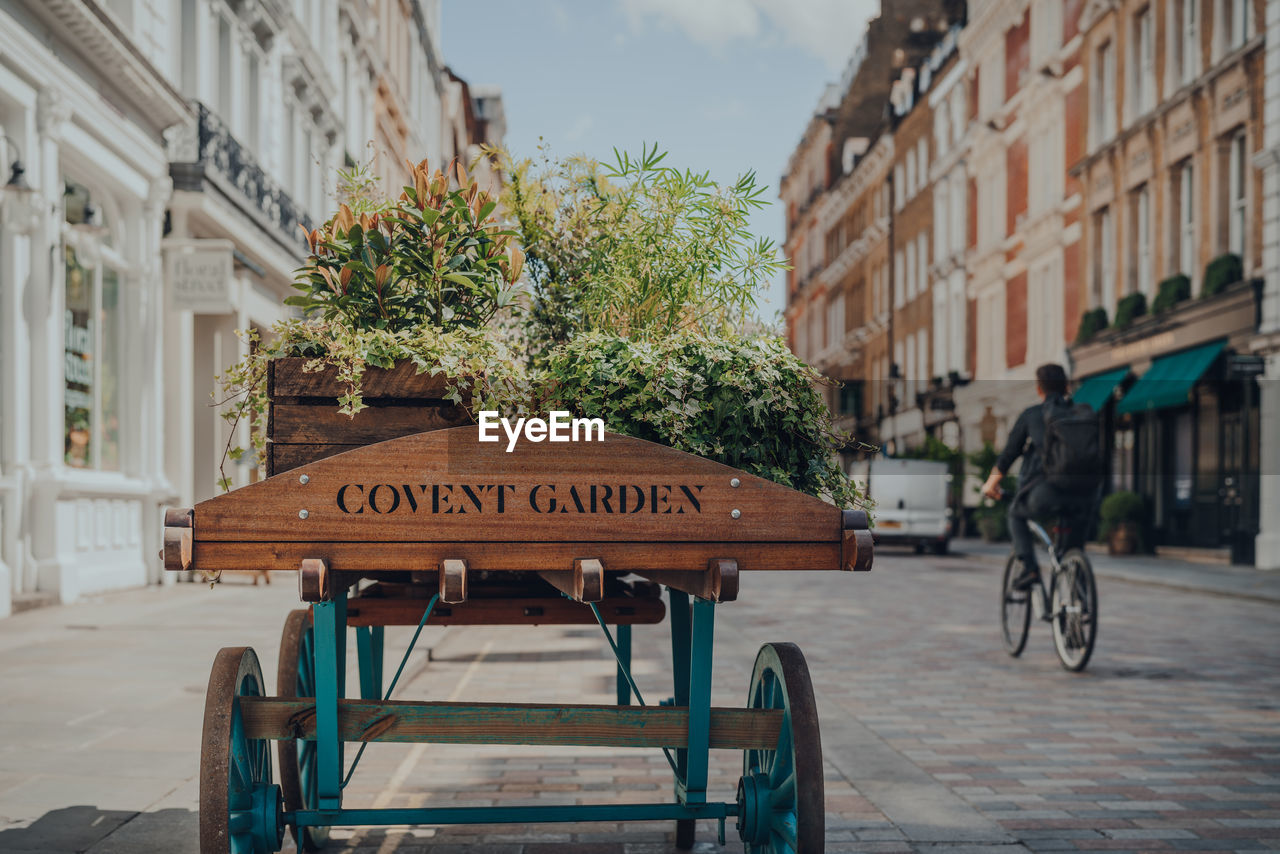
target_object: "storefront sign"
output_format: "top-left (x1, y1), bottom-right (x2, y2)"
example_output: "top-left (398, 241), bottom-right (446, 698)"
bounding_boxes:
top-left (1227, 354), bottom-right (1265, 377)
top-left (165, 240), bottom-right (233, 313)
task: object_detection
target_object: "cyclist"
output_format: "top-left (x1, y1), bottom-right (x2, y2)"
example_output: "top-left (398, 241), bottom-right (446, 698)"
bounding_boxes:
top-left (981, 363), bottom-right (1094, 591)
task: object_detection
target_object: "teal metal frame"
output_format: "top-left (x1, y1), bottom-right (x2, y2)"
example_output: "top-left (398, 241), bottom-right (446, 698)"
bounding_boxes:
top-left (286, 584), bottom-right (738, 834)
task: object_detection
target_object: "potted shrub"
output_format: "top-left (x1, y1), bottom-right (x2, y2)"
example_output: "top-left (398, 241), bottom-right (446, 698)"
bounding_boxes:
top-left (1099, 490), bottom-right (1145, 555)
top-left (1112, 292), bottom-right (1147, 330)
top-left (1201, 253), bottom-right (1242, 299)
top-left (1151, 274), bottom-right (1190, 313)
top-left (1075, 307), bottom-right (1109, 344)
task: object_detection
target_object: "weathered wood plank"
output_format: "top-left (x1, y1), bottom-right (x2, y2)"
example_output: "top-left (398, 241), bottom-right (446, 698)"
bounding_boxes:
top-left (271, 403), bottom-right (469, 445)
top-left (240, 697), bottom-right (782, 749)
top-left (439, 558), bottom-right (468, 604)
top-left (538, 558), bottom-right (604, 603)
top-left (194, 427), bottom-right (843, 545)
top-left (636, 559), bottom-right (739, 602)
top-left (269, 357), bottom-right (463, 399)
top-left (270, 443), bottom-right (360, 475)
top-left (188, 540), bottom-right (842, 573)
top-left (345, 594), bottom-right (666, 626)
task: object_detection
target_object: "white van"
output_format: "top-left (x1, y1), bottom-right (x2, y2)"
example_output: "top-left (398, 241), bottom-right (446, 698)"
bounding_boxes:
top-left (850, 457), bottom-right (952, 554)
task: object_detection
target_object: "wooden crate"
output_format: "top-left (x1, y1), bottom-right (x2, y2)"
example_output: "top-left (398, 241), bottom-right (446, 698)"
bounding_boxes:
top-left (266, 357), bottom-right (473, 476)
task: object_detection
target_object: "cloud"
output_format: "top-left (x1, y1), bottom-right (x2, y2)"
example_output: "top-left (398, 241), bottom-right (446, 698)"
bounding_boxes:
top-left (620, 0), bottom-right (879, 70)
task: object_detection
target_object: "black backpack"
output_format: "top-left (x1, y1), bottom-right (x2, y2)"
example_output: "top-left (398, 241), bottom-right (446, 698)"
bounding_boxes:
top-left (1041, 397), bottom-right (1102, 491)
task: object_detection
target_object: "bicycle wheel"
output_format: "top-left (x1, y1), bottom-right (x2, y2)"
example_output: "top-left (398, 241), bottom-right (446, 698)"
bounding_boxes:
top-left (1000, 554), bottom-right (1032, 657)
top-left (1050, 549), bottom-right (1097, 672)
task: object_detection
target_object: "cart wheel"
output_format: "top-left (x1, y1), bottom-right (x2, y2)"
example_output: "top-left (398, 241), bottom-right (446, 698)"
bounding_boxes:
top-left (277, 609), bottom-right (330, 851)
top-left (738, 643), bottom-right (824, 853)
top-left (200, 646), bottom-right (284, 854)
top-left (674, 817), bottom-right (696, 849)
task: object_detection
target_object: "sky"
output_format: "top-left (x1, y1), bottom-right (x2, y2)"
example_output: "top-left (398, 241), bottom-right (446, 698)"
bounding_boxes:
top-left (441, 0), bottom-right (879, 322)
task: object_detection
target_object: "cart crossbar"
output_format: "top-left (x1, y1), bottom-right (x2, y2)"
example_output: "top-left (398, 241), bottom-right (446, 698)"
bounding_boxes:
top-left (241, 697), bottom-right (783, 750)
top-left (290, 801), bottom-right (736, 827)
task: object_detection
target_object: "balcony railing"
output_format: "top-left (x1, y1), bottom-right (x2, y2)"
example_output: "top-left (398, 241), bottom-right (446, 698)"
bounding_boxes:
top-left (172, 101), bottom-right (313, 252)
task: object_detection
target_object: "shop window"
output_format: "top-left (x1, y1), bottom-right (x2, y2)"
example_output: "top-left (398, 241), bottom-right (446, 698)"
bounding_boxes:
top-left (1112, 427), bottom-right (1135, 492)
top-left (63, 196), bottom-right (123, 471)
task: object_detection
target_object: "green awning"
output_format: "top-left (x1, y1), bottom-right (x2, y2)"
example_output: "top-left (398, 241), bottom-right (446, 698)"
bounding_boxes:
top-left (1072, 367), bottom-right (1129, 411)
top-left (1116, 340), bottom-right (1226, 415)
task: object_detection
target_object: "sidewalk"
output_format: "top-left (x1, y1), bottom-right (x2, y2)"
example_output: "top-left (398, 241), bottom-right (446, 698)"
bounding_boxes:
top-left (951, 537), bottom-right (1280, 602)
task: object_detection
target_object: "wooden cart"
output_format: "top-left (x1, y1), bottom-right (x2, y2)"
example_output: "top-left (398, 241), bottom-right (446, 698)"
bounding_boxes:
top-left (165, 359), bottom-right (873, 854)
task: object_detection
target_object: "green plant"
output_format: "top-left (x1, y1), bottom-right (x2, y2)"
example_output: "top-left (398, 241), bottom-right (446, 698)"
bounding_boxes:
top-left (1152, 274), bottom-right (1191, 313)
top-left (287, 158), bottom-right (522, 333)
top-left (535, 330), bottom-right (863, 507)
top-left (1112, 291), bottom-right (1147, 330)
top-left (495, 144), bottom-right (786, 359)
top-left (1201, 253), bottom-right (1242, 299)
top-left (1075, 307), bottom-right (1109, 344)
top-left (1098, 490), bottom-right (1147, 550)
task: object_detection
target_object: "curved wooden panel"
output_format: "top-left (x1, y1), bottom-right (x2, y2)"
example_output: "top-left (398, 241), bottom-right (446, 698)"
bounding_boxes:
top-left (193, 427), bottom-right (842, 545)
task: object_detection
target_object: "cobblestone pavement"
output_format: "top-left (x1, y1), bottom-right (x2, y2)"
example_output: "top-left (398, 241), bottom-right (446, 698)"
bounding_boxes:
top-left (0, 548), bottom-right (1277, 853)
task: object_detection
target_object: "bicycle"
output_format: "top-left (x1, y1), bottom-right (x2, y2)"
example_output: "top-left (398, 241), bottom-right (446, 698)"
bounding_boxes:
top-left (1000, 517), bottom-right (1098, 671)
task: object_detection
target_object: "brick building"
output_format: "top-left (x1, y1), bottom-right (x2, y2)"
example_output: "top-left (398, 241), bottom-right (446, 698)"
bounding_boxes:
top-left (1066, 0), bottom-right (1267, 558)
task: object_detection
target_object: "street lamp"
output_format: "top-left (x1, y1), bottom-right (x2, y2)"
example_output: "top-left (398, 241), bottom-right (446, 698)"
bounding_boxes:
top-left (0, 134), bottom-right (33, 197)
top-left (0, 134), bottom-right (42, 232)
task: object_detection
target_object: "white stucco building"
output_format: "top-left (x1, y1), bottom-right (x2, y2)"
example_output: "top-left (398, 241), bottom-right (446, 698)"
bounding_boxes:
top-left (0, 0), bottom-right (502, 615)
top-left (1256, 0), bottom-right (1280, 570)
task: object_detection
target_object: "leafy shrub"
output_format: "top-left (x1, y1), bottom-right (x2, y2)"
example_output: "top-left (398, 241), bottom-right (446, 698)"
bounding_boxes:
top-left (535, 331), bottom-right (862, 507)
top-left (1201, 253), bottom-right (1242, 299)
top-left (1151, 274), bottom-right (1191, 313)
top-left (495, 144), bottom-right (785, 359)
top-left (286, 158), bottom-right (522, 332)
top-left (1098, 490), bottom-right (1147, 551)
top-left (1075, 307), bottom-right (1109, 344)
top-left (1112, 292), bottom-right (1147, 330)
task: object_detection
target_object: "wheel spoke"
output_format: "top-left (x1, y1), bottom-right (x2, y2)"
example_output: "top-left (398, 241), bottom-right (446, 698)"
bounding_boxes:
top-left (769, 770), bottom-right (796, 807)
top-left (770, 813), bottom-right (799, 853)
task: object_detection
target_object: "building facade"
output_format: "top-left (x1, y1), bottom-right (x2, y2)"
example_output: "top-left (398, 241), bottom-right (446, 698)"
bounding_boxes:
top-left (1068, 0), bottom-right (1265, 558)
top-left (784, 0), bottom-right (1271, 564)
top-left (0, 0), bottom-right (502, 616)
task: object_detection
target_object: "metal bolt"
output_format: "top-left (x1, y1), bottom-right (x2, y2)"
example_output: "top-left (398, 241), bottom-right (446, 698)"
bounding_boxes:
top-left (730, 477), bottom-right (740, 488)
top-left (731, 509), bottom-right (741, 520)
top-left (298, 509), bottom-right (309, 520)
top-left (299, 474), bottom-right (310, 485)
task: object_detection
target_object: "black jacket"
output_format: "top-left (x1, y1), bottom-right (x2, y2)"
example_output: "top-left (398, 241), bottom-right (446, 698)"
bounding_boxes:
top-left (995, 394), bottom-right (1068, 485)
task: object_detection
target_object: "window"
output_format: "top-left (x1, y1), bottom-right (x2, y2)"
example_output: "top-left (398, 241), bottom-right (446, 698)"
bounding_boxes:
top-left (1093, 41), bottom-right (1116, 145)
top-left (1129, 8), bottom-right (1155, 120)
top-left (1132, 185), bottom-right (1152, 295)
top-left (1094, 206), bottom-right (1116, 310)
top-left (1028, 110), bottom-right (1064, 217)
top-left (917, 330), bottom-right (929, 388)
top-left (1174, 161), bottom-right (1195, 276)
top-left (809, 309), bottom-right (823, 359)
top-left (935, 108), bottom-right (950, 159)
top-left (217, 13), bottom-right (233, 119)
top-left (949, 86), bottom-right (966, 147)
top-left (1031, 0), bottom-right (1062, 70)
top-left (794, 314), bottom-right (808, 361)
top-left (1028, 255), bottom-right (1064, 362)
top-left (905, 241), bottom-right (917, 300)
top-left (978, 290), bottom-right (1005, 376)
top-left (894, 163), bottom-right (904, 210)
top-left (1228, 131), bottom-right (1247, 257)
top-left (905, 148), bottom-right (916, 200)
top-left (917, 232), bottom-right (929, 290)
top-left (948, 272), bottom-right (966, 373)
top-left (894, 249), bottom-right (905, 307)
top-left (247, 51), bottom-right (261, 154)
top-left (62, 193), bottom-right (123, 471)
top-left (978, 163), bottom-right (1006, 249)
top-left (1169, 0), bottom-right (1199, 86)
top-left (935, 181), bottom-right (949, 260)
top-left (933, 283), bottom-right (949, 376)
top-left (827, 294), bottom-right (845, 352)
top-left (917, 137), bottom-right (929, 187)
top-left (950, 171), bottom-right (965, 257)
top-left (979, 45), bottom-right (1005, 119)
top-left (1223, 0), bottom-right (1250, 53)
